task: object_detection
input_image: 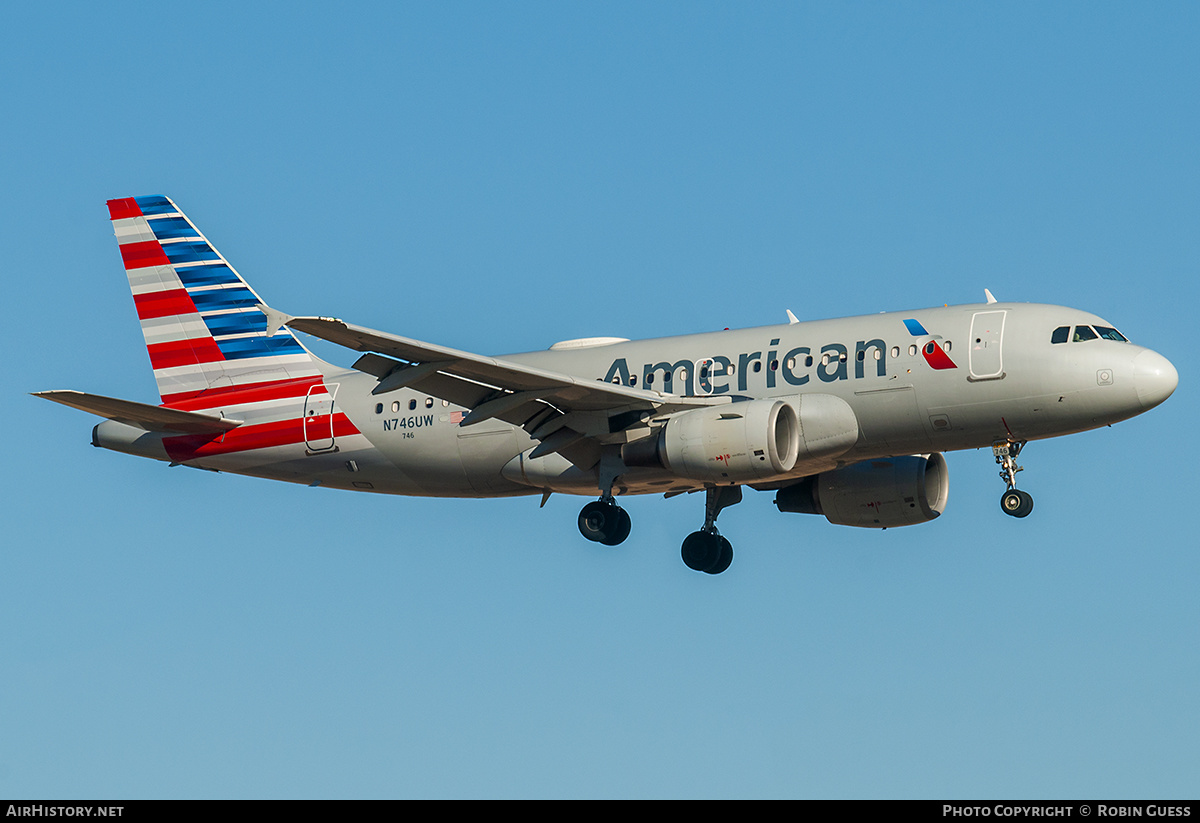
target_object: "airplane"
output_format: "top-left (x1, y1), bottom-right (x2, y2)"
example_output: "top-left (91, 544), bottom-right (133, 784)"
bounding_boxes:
top-left (35, 195), bottom-right (1178, 574)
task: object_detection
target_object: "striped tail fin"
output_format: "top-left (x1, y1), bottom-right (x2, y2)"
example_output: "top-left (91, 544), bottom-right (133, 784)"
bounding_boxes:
top-left (107, 195), bottom-right (326, 404)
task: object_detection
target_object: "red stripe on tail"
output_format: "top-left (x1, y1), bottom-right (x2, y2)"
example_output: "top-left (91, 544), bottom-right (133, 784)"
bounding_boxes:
top-left (134, 288), bottom-right (197, 320)
top-left (107, 198), bottom-right (142, 220)
top-left (119, 240), bottom-right (171, 270)
top-left (147, 337), bottom-right (225, 370)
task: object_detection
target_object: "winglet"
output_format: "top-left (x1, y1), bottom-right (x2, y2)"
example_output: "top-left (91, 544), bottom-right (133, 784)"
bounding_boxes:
top-left (257, 304), bottom-right (294, 337)
top-left (984, 289), bottom-right (997, 304)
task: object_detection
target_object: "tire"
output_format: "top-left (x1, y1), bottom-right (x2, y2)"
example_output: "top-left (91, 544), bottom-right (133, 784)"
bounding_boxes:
top-left (704, 536), bottom-right (734, 575)
top-left (601, 506), bottom-right (632, 546)
top-left (578, 500), bottom-right (613, 542)
top-left (681, 531), bottom-right (722, 572)
top-left (1000, 489), bottom-right (1034, 518)
top-left (579, 500), bottom-right (630, 545)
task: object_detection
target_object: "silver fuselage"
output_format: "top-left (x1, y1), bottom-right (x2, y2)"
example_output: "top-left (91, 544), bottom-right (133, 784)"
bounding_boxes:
top-left (93, 301), bottom-right (1178, 499)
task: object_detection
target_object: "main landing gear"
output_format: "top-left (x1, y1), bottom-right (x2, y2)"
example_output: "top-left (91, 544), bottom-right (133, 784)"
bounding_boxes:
top-left (577, 496), bottom-right (631, 546)
top-left (575, 485), bottom-right (742, 574)
top-left (993, 440), bottom-right (1034, 518)
top-left (680, 486), bottom-right (741, 575)
top-left (578, 448), bottom-right (633, 546)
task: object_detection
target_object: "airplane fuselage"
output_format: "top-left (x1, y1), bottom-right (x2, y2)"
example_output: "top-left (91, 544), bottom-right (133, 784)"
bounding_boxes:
top-left (93, 300), bottom-right (1175, 499)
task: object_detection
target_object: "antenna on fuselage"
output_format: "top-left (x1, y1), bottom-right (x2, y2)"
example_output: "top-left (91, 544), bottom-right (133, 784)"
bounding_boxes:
top-left (786, 309), bottom-right (799, 324)
top-left (984, 289), bottom-right (998, 304)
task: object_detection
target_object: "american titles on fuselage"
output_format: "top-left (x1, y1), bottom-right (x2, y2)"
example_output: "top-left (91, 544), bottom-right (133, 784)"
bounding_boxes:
top-left (602, 324), bottom-right (957, 397)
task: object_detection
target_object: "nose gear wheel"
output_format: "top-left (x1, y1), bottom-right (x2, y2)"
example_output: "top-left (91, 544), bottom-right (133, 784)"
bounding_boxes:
top-left (993, 440), bottom-right (1034, 518)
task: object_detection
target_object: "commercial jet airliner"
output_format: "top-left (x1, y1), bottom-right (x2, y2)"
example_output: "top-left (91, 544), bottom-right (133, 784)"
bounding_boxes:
top-left (36, 196), bottom-right (1178, 574)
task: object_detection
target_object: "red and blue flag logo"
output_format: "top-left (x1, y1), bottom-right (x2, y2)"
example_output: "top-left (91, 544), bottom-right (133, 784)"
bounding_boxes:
top-left (904, 319), bottom-right (957, 370)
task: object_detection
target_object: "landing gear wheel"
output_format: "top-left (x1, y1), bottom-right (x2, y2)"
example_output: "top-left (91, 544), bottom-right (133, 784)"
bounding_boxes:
top-left (681, 531), bottom-right (734, 574)
top-left (607, 506), bottom-right (632, 546)
top-left (578, 500), bottom-right (631, 545)
top-left (1000, 489), bottom-right (1034, 518)
top-left (707, 537), bottom-right (733, 575)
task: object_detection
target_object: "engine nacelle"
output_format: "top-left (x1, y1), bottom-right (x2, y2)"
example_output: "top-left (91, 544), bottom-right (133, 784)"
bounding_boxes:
top-left (780, 393), bottom-right (859, 473)
top-left (623, 399), bottom-right (800, 483)
top-left (774, 453), bottom-right (949, 528)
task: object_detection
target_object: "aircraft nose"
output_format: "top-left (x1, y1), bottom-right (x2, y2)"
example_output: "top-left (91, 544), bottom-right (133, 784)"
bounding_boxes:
top-left (1132, 349), bottom-right (1178, 410)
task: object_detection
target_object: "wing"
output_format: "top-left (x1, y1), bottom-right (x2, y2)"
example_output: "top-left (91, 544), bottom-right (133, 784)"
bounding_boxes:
top-left (263, 307), bottom-right (729, 470)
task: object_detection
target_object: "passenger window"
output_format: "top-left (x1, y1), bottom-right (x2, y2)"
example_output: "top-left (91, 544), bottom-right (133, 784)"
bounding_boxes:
top-left (942, 341), bottom-right (951, 353)
top-left (1094, 326), bottom-right (1128, 342)
top-left (375, 403), bottom-right (383, 415)
top-left (891, 346), bottom-right (899, 358)
top-left (1073, 326), bottom-right (1098, 342)
top-left (630, 375), bottom-right (637, 385)
top-left (392, 401), bottom-right (400, 413)
top-left (753, 361), bottom-right (762, 373)
top-left (1051, 326), bottom-right (1070, 344)
top-left (425, 397), bottom-right (434, 408)
top-left (409, 399), bottom-right (417, 411)
top-left (909, 344), bottom-right (918, 357)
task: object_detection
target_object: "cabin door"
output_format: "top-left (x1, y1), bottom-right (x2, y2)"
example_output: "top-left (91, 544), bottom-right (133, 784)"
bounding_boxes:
top-left (968, 311), bottom-right (1006, 380)
top-left (304, 383), bottom-right (338, 452)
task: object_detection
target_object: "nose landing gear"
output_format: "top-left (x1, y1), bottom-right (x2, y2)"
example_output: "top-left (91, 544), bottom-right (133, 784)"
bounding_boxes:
top-left (993, 440), bottom-right (1034, 518)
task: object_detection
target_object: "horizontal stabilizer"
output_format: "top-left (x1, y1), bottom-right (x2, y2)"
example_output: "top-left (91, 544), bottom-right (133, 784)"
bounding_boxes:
top-left (33, 390), bottom-right (241, 434)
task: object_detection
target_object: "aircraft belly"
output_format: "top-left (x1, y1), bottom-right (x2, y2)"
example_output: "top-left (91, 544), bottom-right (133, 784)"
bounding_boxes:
top-left (502, 448), bottom-right (694, 496)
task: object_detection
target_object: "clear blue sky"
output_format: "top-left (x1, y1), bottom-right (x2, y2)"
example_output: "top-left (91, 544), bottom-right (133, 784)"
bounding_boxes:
top-left (2, 2), bottom-right (1197, 798)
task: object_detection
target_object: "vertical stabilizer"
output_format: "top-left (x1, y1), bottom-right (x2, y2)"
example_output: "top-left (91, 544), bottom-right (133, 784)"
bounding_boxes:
top-left (107, 196), bottom-right (325, 404)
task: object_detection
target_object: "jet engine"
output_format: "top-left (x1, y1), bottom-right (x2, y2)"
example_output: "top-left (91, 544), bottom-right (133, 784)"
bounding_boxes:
top-left (774, 453), bottom-right (949, 528)
top-left (623, 399), bottom-right (800, 483)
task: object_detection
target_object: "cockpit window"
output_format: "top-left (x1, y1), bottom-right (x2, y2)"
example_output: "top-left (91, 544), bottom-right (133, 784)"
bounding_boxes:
top-left (1051, 326), bottom-right (1070, 344)
top-left (1073, 325), bottom-right (1098, 342)
top-left (1093, 325), bottom-right (1128, 342)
